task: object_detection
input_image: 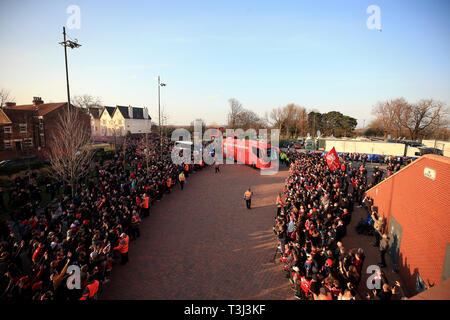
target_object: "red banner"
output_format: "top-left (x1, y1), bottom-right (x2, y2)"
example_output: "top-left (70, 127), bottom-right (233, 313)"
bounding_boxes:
top-left (325, 147), bottom-right (341, 171)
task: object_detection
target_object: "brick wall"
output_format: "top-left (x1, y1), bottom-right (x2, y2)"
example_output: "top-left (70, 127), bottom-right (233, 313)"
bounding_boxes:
top-left (366, 155), bottom-right (450, 296)
top-left (0, 109), bottom-right (36, 152)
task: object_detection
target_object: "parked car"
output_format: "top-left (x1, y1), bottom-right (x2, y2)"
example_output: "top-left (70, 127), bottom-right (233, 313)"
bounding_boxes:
top-left (0, 160), bottom-right (13, 169)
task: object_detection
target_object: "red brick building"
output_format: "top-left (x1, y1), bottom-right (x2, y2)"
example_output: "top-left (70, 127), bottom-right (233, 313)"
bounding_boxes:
top-left (0, 97), bottom-right (90, 160)
top-left (366, 154), bottom-right (450, 298)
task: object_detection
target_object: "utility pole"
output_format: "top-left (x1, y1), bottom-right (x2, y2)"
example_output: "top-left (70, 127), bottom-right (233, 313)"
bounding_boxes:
top-left (63, 27), bottom-right (71, 116)
top-left (158, 76), bottom-right (166, 160)
top-left (158, 76), bottom-right (161, 160)
top-left (59, 26), bottom-right (81, 117)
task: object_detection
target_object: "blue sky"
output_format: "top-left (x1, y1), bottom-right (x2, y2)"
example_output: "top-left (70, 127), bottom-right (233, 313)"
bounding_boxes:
top-left (0, 0), bottom-right (449, 126)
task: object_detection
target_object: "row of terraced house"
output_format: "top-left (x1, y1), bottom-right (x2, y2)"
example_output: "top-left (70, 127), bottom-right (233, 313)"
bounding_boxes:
top-left (0, 97), bottom-right (152, 160)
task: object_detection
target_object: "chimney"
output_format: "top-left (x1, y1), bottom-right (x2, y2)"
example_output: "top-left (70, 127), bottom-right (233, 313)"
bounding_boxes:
top-left (5, 102), bottom-right (16, 107)
top-left (143, 107), bottom-right (148, 120)
top-left (128, 105), bottom-right (133, 119)
top-left (32, 97), bottom-right (44, 106)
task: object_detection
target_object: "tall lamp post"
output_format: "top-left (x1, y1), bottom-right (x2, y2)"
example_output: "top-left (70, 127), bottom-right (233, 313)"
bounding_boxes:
top-left (59, 26), bottom-right (81, 116)
top-left (158, 76), bottom-right (166, 160)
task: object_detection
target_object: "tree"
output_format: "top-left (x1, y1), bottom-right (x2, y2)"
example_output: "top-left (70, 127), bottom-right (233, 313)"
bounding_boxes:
top-left (370, 98), bottom-right (449, 140)
top-left (0, 89), bottom-right (11, 108)
top-left (307, 111), bottom-right (323, 136)
top-left (72, 94), bottom-right (102, 109)
top-left (268, 104), bottom-right (308, 138)
top-left (295, 106), bottom-right (309, 137)
top-left (227, 98), bottom-right (265, 130)
top-left (48, 106), bottom-right (93, 198)
top-left (370, 98), bottom-right (407, 138)
top-left (397, 99), bottom-right (448, 140)
top-left (307, 111), bottom-right (356, 137)
top-left (227, 98), bottom-right (244, 128)
top-left (269, 106), bottom-right (286, 132)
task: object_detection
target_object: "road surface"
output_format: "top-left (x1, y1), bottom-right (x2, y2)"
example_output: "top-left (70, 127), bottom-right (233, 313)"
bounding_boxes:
top-left (101, 163), bottom-right (292, 300)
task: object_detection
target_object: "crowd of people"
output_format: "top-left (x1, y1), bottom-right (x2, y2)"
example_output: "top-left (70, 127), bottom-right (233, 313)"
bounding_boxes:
top-left (273, 151), bottom-right (404, 300)
top-left (0, 135), bottom-right (206, 300)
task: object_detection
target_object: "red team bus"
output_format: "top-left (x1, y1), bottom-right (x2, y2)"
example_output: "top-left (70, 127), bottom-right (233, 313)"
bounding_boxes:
top-left (222, 136), bottom-right (279, 169)
top-left (205, 127), bottom-right (224, 140)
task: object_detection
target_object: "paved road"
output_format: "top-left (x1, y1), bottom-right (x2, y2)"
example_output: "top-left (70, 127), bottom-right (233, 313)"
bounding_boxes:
top-left (101, 164), bottom-right (292, 300)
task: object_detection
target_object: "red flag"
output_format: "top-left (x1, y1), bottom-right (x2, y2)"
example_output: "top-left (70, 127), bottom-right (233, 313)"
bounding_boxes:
top-left (325, 147), bottom-right (341, 171)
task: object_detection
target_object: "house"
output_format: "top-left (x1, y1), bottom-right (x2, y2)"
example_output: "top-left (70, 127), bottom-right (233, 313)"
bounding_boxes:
top-left (88, 106), bottom-right (103, 137)
top-left (97, 105), bottom-right (151, 137)
top-left (98, 106), bottom-right (116, 137)
top-left (365, 154), bottom-right (450, 298)
top-left (0, 97), bottom-right (90, 159)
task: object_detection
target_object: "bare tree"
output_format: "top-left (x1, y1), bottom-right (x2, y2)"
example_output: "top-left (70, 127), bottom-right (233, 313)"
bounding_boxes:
top-left (72, 94), bottom-right (102, 109)
top-left (370, 98), bottom-right (449, 140)
top-left (48, 106), bottom-right (93, 198)
top-left (269, 104), bottom-right (308, 138)
top-left (269, 106), bottom-right (286, 132)
top-left (398, 99), bottom-right (448, 140)
top-left (227, 98), bottom-right (244, 128)
top-left (0, 89), bottom-right (12, 108)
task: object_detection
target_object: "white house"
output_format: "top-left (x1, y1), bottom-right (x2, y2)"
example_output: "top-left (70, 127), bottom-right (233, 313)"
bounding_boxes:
top-left (97, 105), bottom-right (151, 137)
top-left (98, 106), bottom-right (116, 137)
top-left (88, 107), bottom-right (103, 137)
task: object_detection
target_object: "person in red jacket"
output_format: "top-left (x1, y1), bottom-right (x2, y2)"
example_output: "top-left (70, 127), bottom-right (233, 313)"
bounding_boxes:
top-left (79, 275), bottom-right (100, 300)
top-left (141, 193), bottom-right (150, 217)
top-left (114, 233), bottom-right (129, 265)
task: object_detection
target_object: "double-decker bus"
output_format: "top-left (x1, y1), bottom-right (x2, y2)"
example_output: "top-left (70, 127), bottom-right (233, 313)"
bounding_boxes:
top-left (222, 136), bottom-right (279, 169)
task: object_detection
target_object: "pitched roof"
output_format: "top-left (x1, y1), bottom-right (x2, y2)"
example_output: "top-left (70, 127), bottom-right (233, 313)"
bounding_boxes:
top-left (0, 108), bottom-right (12, 125)
top-left (104, 106), bottom-right (116, 118)
top-left (2, 107), bottom-right (35, 123)
top-left (116, 106), bottom-right (130, 119)
top-left (88, 107), bottom-right (103, 119)
top-left (3, 102), bottom-right (66, 116)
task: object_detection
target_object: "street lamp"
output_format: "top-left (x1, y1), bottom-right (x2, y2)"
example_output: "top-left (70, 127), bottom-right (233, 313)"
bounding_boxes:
top-left (59, 26), bottom-right (81, 117)
top-left (158, 76), bottom-right (166, 160)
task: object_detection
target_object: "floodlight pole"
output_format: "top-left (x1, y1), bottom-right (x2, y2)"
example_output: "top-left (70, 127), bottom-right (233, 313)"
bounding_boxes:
top-left (63, 27), bottom-right (71, 117)
top-left (158, 76), bottom-right (161, 160)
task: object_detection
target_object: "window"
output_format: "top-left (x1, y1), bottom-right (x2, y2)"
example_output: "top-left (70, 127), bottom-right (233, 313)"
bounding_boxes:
top-left (40, 134), bottom-right (45, 147)
top-left (23, 138), bottom-right (33, 148)
top-left (19, 124), bottom-right (27, 133)
top-left (39, 119), bottom-right (44, 130)
top-left (4, 140), bottom-right (12, 149)
top-left (252, 146), bottom-right (261, 158)
top-left (4, 126), bottom-right (12, 134)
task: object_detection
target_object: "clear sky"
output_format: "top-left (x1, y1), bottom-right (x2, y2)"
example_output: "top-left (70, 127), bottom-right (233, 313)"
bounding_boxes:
top-left (0, 0), bottom-right (449, 126)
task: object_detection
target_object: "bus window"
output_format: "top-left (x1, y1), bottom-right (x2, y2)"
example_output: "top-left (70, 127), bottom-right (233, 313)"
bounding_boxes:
top-left (251, 146), bottom-right (260, 158)
top-left (270, 148), bottom-right (278, 161)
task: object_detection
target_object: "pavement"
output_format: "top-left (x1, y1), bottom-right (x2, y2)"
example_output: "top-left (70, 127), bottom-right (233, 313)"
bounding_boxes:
top-left (101, 163), bottom-right (293, 300)
top-left (101, 160), bottom-right (407, 300)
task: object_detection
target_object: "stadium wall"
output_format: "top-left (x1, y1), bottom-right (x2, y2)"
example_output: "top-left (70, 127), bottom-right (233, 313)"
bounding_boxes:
top-left (365, 154), bottom-right (450, 297)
